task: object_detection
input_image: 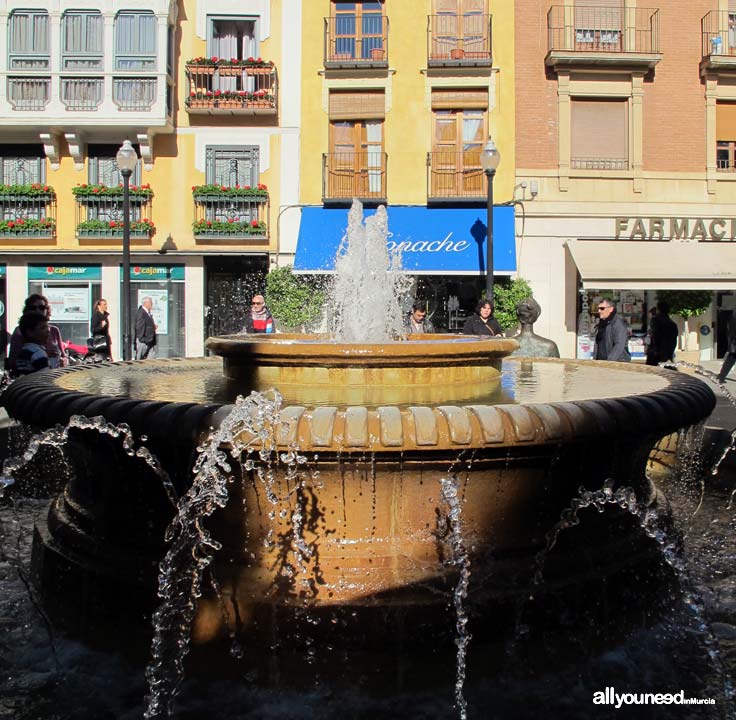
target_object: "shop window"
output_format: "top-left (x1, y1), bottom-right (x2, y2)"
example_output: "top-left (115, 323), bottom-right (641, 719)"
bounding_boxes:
top-left (571, 98), bottom-right (629, 170)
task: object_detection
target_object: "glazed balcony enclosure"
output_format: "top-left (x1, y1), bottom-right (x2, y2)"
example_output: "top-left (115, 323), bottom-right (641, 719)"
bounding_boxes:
top-left (701, 10), bottom-right (736, 72)
top-left (192, 186), bottom-right (269, 244)
top-left (74, 186), bottom-right (153, 243)
top-left (546, 5), bottom-right (662, 69)
top-left (427, 14), bottom-right (492, 67)
top-left (322, 152), bottom-right (387, 204)
top-left (0, 186), bottom-right (56, 240)
top-left (185, 61), bottom-right (278, 115)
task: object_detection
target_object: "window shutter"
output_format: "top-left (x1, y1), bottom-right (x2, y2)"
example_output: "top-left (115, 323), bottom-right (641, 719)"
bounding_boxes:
top-left (571, 98), bottom-right (628, 168)
top-left (434, 0), bottom-right (459, 12)
top-left (731, 0), bottom-right (736, 11)
top-left (717, 102), bottom-right (736, 141)
top-left (329, 91), bottom-right (385, 120)
top-left (431, 89), bottom-right (488, 109)
top-left (575, 0), bottom-right (622, 28)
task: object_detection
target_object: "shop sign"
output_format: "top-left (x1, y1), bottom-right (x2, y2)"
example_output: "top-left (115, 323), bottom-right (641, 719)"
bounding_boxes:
top-left (615, 217), bottom-right (736, 242)
top-left (121, 264), bottom-right (185, 281)
top-left (28, 264), bottom-right (102, 281)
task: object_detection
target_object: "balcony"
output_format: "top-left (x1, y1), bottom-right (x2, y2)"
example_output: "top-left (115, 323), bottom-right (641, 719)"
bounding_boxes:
top-left (546, 6), bottom-right (662, 69)
top-left (427, 14), bottom-right (492, 67)
top-left (0, 186), bottom-right (56, 241)
top-left (322, 152), bottom-right (387, 204)
top-left (701, 11), bottom-right (736, 73)
top-left (2, 72), bottom-right (170, 128)
top-left (324, 16), bottom-right (389, 69)
top-left (74, 186), bottom-right (154, 244)
top-left (185, 61), bottom-right (277, 115)
top-left (192, 186), bottom-right (269, 244)
top-left (427, 152), bottom-right (485, 202)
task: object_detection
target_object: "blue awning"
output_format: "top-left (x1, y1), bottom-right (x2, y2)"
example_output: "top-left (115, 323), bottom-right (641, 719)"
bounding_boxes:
top-left (293, 206), bottom-right (516, 275)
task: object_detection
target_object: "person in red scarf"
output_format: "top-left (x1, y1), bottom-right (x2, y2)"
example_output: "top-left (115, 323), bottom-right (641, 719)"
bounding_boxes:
top-left (242, 294), bottom-right (275, 334)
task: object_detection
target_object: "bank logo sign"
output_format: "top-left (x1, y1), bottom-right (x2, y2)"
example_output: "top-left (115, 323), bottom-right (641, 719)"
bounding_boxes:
top-left (28, 264), bottom-right (102, 281)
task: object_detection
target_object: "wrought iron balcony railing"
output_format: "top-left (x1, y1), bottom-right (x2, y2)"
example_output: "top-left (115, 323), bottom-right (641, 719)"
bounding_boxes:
top-left (322, 152), bottom-right (387, 203)
top-left (75, 195), bottom-right (153, 241)
top-left (427, 14), bottom-right (492, 66)
top-left (547, 5), bottom-right (660, 58)
top-left (324, 15), bottom-right (389, 67)
top-left (185, 63), bottom-right (277, 114)
top-left (426, 152), bottom-right (486, 201)
top-left (702, 10), bottom-right (736, 59)
top-left (192, 193), bottom-right (269, 242)
top-left (0, 193), bottom-right (57, 239)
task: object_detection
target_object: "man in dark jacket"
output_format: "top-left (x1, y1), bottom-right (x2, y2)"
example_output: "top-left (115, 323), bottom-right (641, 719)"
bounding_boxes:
top-left (594, 301), bottom-right (631, 362)
top-left (135, 296), bottom-right (157, 359)
top-left (404, 304), bottom-right (435, 334)
top-left (717, 311), bottom-right (736, 383)
top-left (646, 301), bottom-right (679, 366)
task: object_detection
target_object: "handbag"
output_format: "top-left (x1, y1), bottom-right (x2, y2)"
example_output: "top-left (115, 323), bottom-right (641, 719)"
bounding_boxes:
top-left (87, 335), bottom-right (108, 353)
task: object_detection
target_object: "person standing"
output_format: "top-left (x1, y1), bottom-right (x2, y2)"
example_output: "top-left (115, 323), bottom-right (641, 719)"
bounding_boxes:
top-left (135, 296), bottom-right (157, 359)
top-left (593, 300), bottom-right (631, 362)
top-left (645, 301), bottom-right (678, 366)
top-left (404, 303), bottom-right (435, 334)
top-left (462, 298), bottom-right (503, 337)
top-left (242, 294), bottom-right (275, 334)
top-left (717, 311), bottom-right (736, 383)
top-left (90, 298), bottom-right (112, 360)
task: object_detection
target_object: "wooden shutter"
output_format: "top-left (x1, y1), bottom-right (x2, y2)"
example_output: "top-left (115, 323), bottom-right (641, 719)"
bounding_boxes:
top-left (730, 0), bottom-right (736, 11)
top-left (571, 98), bottom-right (627, 165)
top-left (329, 91), bottom-right (385, 120)
top-left (717, 102), bottom-right (736, 141)
top-left (434, 0), bottom-right (459, 12)
top-left (432, 88), bottom-right (487, 109)
top-left (575, 0), bottom-right (622, 28)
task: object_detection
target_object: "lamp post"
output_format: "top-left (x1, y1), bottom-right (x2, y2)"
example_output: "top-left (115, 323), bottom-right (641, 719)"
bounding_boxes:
top-left (116, 140), bottom-right (138, 361)
top-left (480, 137), bottom-right (501, 301)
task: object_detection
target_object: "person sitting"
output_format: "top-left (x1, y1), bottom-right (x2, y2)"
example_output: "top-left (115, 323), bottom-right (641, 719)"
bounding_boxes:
top-left (241, 294), bottom-right (275, 334)
top-left (14, 311), bottom-right (50, 376)
top-left (8, 294), bottom-right (66, 372)
top-left (462, 298), bottom-right (503, 337)
top-left (404, 304), bottom-right (435, 334)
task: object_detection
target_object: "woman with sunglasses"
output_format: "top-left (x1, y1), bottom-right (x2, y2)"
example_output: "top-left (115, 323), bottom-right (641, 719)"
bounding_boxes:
top-left (7, 294), bottom-right (67, 372)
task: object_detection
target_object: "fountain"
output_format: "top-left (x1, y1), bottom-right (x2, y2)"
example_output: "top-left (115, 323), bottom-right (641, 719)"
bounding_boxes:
top-left (0, 202), bottom-right (721, 716)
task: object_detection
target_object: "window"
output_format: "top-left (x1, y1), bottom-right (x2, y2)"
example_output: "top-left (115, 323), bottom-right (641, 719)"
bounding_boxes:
top-left (85, 146), bottom-right (143, 223)
top-left (208, 17), bottom-right (258, 92)
top-left (328, 119), bottom-right (384, 197)
top-left (717, 142), bottom-right (736, 171)
top-left (717, 102), bottom-right (736, 171)
top-left (331, 2), bottom-right (384, 60)
top-left (62, 11), bottom-right (103, 70)
top-left (203, 146), bottom-right (261, 224)
top-left (571, 98), bottom-right (628, 170)
top-left (574, 0), bottom-right (622, 51)
top-left (431, 0), bottom-right (487, 60)
top-left (430, 103), bottom-right (485, 197)
top-left (114, 12), bottom-right (157, 70)
top-left (0, 146), bottom-right (46, 185)
top-left (8, 10), bottom-right (50, 69)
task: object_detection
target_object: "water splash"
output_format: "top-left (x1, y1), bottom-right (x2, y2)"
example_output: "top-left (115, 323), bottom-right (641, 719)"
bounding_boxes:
top-left (440, 475), bottom-right (471, 720)
top-left (327, 200), bottom-right (412, 343)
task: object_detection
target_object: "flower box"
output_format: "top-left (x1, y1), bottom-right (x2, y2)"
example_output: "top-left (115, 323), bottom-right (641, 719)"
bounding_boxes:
top-left (77, 228), bottom-right (152, 238)
top-left (217, 66), bottom-right (244, 76)
top-left (193, 193), bottom-right (268, 204)
top-left (0, 193), bottom-right (55, 203)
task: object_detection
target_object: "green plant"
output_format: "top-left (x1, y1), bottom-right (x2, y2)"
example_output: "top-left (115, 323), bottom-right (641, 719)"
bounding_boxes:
top-left (77, 219), bottom-right (155, 234)
top-left (72, 183), bottom-right (153, 198)
top-left (656, 290), bottom-right (713, 351)
top-left (0, 217), bottom-right (55, 233)
top-left (187, 56), bottom-right (273, 68)
top-left (265, 265), bottom-right (325, 331)
top-left (0, 183), bottom-right (54, 196)
top-left (492, 277), bottom-right (534, 332)
top-left (191, 183), bottom-right (268, 197)
top-left (192, 218), bottom-right (267, 234)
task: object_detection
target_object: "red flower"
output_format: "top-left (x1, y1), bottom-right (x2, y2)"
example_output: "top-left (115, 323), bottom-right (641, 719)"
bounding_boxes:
top-left (214, 90), bottom-right (221, 97)
top-left (43, 185), bottom-right (49, 192)
top-left (7, 221), bottom-right (14, 228)
top-left (251, 220), bottom-right (259, 228)
top-left (247, 57), bottom-right (255, 63)
top-left (235, 184), bottom-right (240, 189)
top-left (143, 218), bottom-right (150, 223)
top-left (211, 56), bottom-right (218, 62)
top-left (221, 186), bottom-right (227, 191)
top-left (228, 218), bottom-right (234, 223)
top-left (190, 91), bottom-right (196, 97)
top-left (257, 183), bottom-right (267, 190)
top-left (244, 185), bottom-right (251, 190)
top-left (92, 188), bottom-right (99, 193)
top-left (17, 219), bottom-right (24, 225)
top-left (206, 220), bottom-right (212, 226)
top-left (109, 221), bottom-right (116, 227)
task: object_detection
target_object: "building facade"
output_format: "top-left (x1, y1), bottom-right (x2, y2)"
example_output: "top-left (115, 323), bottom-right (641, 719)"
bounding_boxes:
top-left (0, 0), bottom-right (301, 357)
top-left (291, 0), bottom-right (517, 331)
top-left (515, 0), bottom-right (736, 360)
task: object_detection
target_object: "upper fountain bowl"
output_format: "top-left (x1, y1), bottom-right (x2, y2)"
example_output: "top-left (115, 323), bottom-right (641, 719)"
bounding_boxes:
top-left (206, 333), bottom-right (520, 405)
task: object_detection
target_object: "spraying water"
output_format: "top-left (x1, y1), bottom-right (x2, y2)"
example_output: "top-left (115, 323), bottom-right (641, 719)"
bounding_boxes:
top-left (327, 200), bottom-right (411, 342)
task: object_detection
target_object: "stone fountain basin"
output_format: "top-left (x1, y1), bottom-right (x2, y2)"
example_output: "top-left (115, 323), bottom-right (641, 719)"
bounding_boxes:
top-left (0, 347), bottom-right (717, 645)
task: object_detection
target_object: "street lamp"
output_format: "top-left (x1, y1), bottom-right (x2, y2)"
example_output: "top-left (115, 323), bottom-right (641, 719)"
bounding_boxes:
top-left (116, 140), bottom-right (138, 361)
top-left (480, 137), bottom-right (501, 301)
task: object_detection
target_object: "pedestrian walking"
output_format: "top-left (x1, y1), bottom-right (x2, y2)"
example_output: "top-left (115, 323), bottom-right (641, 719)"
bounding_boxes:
top-left (135, 297), bottom-right (158, 359)
top-left (645, 301), bottom-right (678, 366)
top-left (241, 294), bottom-right (275, 334)
top-left (593, 300), bottom-right (631, 362)
top-left (717, 311), bottom-right (736, 383)
top-left (90, 298), bottom-right (113, 360)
